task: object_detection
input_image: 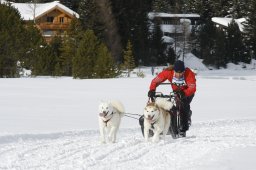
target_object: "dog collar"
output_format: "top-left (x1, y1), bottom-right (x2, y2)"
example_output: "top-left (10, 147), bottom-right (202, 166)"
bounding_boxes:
top-left (102, 112), bottom-right (114, 123)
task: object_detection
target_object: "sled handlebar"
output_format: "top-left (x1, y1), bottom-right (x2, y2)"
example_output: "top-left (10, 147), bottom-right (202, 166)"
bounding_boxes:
top-left (154, 92), bottom-right (176, 98)
top-left (160, 82), bottom-right (185, 87)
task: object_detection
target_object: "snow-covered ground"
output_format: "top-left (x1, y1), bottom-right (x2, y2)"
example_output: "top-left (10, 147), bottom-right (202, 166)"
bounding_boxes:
top-left (1, 61), bottom-right (256, 169)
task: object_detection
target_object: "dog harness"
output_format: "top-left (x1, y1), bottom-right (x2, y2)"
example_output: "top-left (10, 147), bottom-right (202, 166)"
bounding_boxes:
top-left (101, 112), bottom-right (114, 124)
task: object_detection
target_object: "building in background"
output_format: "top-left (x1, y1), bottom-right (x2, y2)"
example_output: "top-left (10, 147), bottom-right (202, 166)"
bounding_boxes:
top-left (11, 1), bottom-right (79, 42)
top-left (148, 12), bottom-right (200, 57)
top-left (211, 17), bottom-right (246, 33)
top-left (148, 12), bottom-right (200, 43)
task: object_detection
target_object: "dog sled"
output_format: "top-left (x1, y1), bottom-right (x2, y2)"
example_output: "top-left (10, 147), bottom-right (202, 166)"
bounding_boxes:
top-left (139, 90), bottom-right (187, 139)
top-left (122, 82), bottom-right (190, 139)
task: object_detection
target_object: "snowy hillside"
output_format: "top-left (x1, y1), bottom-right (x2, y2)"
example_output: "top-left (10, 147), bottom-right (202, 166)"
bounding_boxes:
top-left (1, 56), bottom-right (256, 169)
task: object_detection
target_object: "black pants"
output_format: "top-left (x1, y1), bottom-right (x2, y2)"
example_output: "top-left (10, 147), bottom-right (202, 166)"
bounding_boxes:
top-left (180, 94), bottom-right (194, 131)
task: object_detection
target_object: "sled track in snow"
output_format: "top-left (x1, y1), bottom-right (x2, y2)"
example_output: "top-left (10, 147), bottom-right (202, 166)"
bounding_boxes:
top-left (0, 119), bottom-right (256, 170)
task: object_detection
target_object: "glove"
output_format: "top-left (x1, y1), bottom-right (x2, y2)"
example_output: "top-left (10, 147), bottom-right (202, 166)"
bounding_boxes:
top-left (176, 90), bottom-right (185, 99)
top-left (148, 90), bottom-right (155, 98)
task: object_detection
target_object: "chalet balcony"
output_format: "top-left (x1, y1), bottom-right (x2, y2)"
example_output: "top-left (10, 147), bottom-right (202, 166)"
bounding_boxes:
top-left (37, 23), bottom-right (70, 30)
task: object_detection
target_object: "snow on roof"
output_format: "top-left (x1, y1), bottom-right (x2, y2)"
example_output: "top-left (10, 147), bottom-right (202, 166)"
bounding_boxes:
top-left (162, 36), bottom-right (174, 43)
top-left (0, 0), bottom-right (8, 4)
top-left (161, 25), bottom-right (183, 33)
top-left (211, 17), bottom-right (246, 32)
top-left (11, 1), bottom-right (79, 21)
top-left (148, 12), bottom-right (200, 20)
top-left (182, 53), bottom-right (209, 71)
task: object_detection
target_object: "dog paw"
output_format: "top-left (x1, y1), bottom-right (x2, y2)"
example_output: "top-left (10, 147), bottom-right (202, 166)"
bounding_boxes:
top-left (152, 137), bottom-right (159, 143)
top-left (144, 138), bottom-right (149, 142)
top-left (100, 140), bottom-right (106, 144)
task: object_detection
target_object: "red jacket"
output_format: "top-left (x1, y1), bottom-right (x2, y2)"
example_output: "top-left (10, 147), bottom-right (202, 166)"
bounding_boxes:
top-left (149, 68), bottom-right (196, 97)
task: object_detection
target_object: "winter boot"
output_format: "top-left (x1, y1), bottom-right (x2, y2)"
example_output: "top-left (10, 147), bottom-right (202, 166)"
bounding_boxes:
top-left (188, 110), bottom-right (192, 127)
top-left (179, 131), bottom-right (186, 137)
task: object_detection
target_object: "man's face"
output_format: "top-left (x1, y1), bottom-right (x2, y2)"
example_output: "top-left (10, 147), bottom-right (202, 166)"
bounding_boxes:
top-left (174, 71), bottom-right (184, 79)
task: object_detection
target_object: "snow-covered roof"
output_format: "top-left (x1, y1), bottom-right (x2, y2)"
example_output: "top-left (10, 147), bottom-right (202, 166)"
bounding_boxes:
top-left (148, 12), bottom-right (200, 20)
top-left (11, 1), bottom-right (79, 21)
top-left (162, 36), bottom-right (174, 43)
top-left (211, 17), bottom-right (246, 32)
top-left (0, 0), bottom-right (8, 4)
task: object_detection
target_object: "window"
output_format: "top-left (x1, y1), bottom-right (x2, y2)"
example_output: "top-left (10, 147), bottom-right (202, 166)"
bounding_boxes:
top-left (42, 30), bottom-right (54, 36)
top-left (47, 16), bottom-right (54, 23)
top-left (59, 17), bottom-right (64, 23)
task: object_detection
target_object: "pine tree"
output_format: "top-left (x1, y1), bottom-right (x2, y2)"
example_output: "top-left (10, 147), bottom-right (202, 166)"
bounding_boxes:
top-left (152, 0), bottom-right (171, 12)
top-left (78, 0), bottom-right (105, 38)
top-left (122, 40), bottom-right (135, 77)
top-left (244, 0), bottom-right (256, 60)
top-left (96, 0), bottom-right (122, 62)
top-left (226, 19), bottom-right (245, 64)
top-left (150, 18), bottom-right (166, 65)
top-left (78, 0), bottom-right (122, 62)
top-left (94, 43), bottom-right (119, 78)
top-left (72, 30), bottom-right (99, 79)
top-left (20, 23), bottom-right (45, 70)
top-left (49, 36), bottom-right (62, 76)
top-left (31, 45), bottom-right (55, 76)
top-left (166, 47), bottom-right (176, 65)
top-left (110, 0), bottom-right (152, 64)
top-left (212, 28), bottom-right (227, 68)
top-left (59, 33), bottom-right (75, 76)
top-left (199, 21), bottom-right (216, 65)
top-left (0, 4), bottom-right (27, 77)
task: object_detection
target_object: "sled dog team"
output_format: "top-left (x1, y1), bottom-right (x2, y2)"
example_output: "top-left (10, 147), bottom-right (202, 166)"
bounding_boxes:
top-left (98, 60), bottom-right (196, 143)
top-left (98, 98), bottom-right (174, 143)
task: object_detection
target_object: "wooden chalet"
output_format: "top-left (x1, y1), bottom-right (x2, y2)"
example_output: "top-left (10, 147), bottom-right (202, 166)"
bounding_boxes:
top-left (11, 1), bottom-right (79, 42)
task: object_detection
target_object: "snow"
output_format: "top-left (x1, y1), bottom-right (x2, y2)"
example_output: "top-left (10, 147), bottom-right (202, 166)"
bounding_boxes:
top-left (1, 56), bottom-right (256, 169)
top-left (148, 12), bottom-right (200, 20)
top-left (211, 17), bottom-right (246, 32)
top-left (11, 1), bottom-right (79, 21)
top-left (181, 53), bottom-right (209, 71)
top-left (162, 36), bottom-right (174, 44)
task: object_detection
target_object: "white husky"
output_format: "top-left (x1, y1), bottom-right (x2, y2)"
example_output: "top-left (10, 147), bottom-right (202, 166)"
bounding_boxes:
top-left (98, 100), bottom-right (125, 143)
top-left (143, 97), bottom-right (174, 143)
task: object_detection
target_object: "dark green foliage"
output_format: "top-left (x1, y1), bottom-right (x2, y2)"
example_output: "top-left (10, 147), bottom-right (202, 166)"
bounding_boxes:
top-left (226, 20), bottom-right (245, 64)
top-left (78, 0), bottom-right (122, 62)
top-left (244, 0), bottom-right (256, 60)
top-left (72, 29), bottom-right (118, 79)
top-left (78, 0), bottom-right (105, 39)
top-left (94, 43), bottom-right (119, 78)
top-left (0, 4), bottom-right (20, 77)
top-left (20, 23), bottom-right (45, 70)
top-left (199, 21), bottom-right (216, 65)
top-left (212, 28), bottom-right (227, 68)
top-left (72, 30), bottom-right (98, 79)
top-left (0, 4), bottom-right (29, 77)
top-left (152, 0), bottom-right (171, 12)
top-left (166, 47), bottom-right (176, 65)
top-left (58, 33), bottom-right (74, 76)
top-left (110, 0), bottom-right (152, 64)
top-left (149, 18), bottom-right (166, 65)
top-left (31, 45), bottom-right (55, 76)
top-left (122, 40), bottom-right (136, 77)
top-left (3, 0), bottom-right (256, 73)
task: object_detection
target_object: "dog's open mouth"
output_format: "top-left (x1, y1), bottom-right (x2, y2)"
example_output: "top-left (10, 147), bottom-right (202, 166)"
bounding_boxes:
top-left (99, 112), bottom-right (108, 117)
top-left (146, 115), bottom-right (155, 121)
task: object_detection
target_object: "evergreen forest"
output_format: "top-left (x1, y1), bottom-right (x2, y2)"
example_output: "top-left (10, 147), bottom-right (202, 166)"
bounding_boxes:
top-left (0, 0), bottom-right (255, 78)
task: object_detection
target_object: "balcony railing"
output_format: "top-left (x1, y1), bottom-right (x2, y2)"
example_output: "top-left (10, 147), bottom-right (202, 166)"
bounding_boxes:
top-left (37, 23), bottom-right (69, 30)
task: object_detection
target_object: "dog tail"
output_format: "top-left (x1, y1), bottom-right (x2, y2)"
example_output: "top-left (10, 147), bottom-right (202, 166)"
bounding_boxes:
top-left (110, 100), bottom-right (125, 116)
top-left (155, 97), bottom-right (174, 111)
